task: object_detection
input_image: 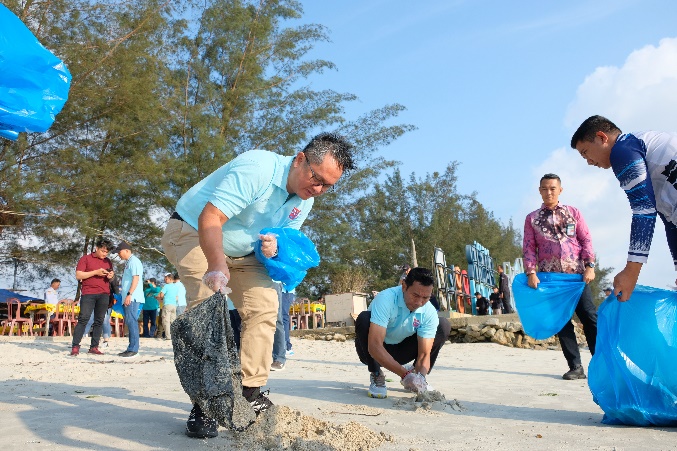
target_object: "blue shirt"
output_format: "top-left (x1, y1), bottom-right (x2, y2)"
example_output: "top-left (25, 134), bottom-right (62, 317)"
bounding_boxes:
top-left (175, 149), bottom-right (314, 257)
top-left (611, 131), bottom-right (677, 269)
top-left (368, 286), bottom-right (439, 345)
top-left (160, 282), bottom-right (179, 306)
top-left (121, 254), bottom-right (144, 303)
top-left (175, 281), bottom-right (187, 307)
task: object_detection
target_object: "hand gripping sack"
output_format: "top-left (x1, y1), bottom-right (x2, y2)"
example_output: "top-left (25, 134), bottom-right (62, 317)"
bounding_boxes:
top-left (0, 5), bottom-right (71, 140)
top-left (171, 292), bottom-right (256, 430)
top-left (588, 285), bottom-right (677, 426)
top-left (254, 227), bottom-right (320, 291)
top-left (512, 272), bottom-right (585, 340)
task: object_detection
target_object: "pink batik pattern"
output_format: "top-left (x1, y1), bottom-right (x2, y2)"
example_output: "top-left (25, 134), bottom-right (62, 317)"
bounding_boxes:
top-left (522, 203), bottom-right (595, 275)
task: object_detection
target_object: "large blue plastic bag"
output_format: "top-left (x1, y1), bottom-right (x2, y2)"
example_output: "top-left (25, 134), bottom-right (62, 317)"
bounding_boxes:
top-left (0, 4), bottom-right (71, 139)
top-left (588, 285), bottom-right (677, 426)
top-left (254, 227), bottom-right (320, 291)
top-left (512, 272), bottom-right (585, 339)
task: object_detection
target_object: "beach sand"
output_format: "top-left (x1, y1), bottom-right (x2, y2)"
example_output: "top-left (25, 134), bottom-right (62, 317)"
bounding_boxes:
top-left (0, 336), bottom-right (674, 450)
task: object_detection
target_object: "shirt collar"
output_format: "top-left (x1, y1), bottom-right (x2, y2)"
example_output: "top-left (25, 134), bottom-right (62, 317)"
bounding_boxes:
top-left (539, 202), bottom-right (564, 212)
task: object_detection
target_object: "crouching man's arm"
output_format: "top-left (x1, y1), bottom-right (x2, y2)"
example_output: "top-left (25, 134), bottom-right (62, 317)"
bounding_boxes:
top-left (367, 323), bottom-right (409, 379)
top-left (415, 337), bottom-right (434, 376)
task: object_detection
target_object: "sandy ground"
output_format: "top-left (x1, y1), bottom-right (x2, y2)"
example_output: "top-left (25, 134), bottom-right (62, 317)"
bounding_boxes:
top-left (0, 336), bottom-right (675, 451)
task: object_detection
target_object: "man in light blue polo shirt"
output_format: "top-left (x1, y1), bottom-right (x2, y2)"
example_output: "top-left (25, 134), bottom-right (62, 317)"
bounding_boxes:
top-left (111, 241), bottom-right (144, 358)
top-left (161, 132), bottom-right (355, 439)
top-left (354, 267), bottom-right (451, 399)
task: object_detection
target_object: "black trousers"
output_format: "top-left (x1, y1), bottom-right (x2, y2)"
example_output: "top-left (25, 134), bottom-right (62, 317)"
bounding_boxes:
top-left (557, 284), bottom-right (597, 369)
top-left (72, 293), bottom-right (109, 349)
top-left (355, 310), bottom-right (451, 374)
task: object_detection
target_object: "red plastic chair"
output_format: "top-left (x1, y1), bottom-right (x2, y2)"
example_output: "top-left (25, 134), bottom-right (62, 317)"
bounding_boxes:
top-left (50, 299), bottom-right (78, 336)
top-left (110, 315), bottom-right (125, 337)
top-left (1, 298), bottom-right (34, 336)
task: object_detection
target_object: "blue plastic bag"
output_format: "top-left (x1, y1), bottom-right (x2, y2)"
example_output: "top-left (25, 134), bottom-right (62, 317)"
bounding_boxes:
top-left (588, 285), bottom-right (677, 426)
top-left (0, 4), bottom-right (71, 139)
top-left (254, 227), bottom-right (320, 291)
top-left (512, 272), bottom-right (585, 339)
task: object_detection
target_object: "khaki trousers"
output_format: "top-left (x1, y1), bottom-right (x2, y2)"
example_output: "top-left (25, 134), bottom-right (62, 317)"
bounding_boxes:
top-left (162, 305), bottom-right (177, 339)
top-left (161, 218), bottom-right (278, 387)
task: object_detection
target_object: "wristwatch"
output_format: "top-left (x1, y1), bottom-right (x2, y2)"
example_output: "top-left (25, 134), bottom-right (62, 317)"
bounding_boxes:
top-left (127, 292), bottom-right (131, 296)
top-left (585, 262), bottom-right (595, 269)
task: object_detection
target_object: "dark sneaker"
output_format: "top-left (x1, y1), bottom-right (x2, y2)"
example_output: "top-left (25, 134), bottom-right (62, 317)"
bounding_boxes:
top-left (562, 365), bottom-right (586, 380)
top-left (118, 351), bottom-right (138, 358)
top-left (70, 345), bottom-right (80, 356)
top-left (88, 347), bottom-right (104, 355)
top-left (185, 404), bottom-right (218, 438)
top-left (243, 386), bottom-right (274, 415)
top-left (270, 361), bottom-right (285, 371)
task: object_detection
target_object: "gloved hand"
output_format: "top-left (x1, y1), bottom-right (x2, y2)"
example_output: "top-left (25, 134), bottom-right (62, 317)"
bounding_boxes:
top-left (202, 271), bottom-right (232, 295)
top-left (401, 372), bottom-right (429, 393)
top-left (259, 233), bottom-right (278, 259)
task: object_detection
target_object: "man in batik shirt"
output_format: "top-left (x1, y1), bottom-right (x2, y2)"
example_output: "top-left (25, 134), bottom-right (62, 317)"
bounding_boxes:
top-left (523, 173), bottom-right (598, 380)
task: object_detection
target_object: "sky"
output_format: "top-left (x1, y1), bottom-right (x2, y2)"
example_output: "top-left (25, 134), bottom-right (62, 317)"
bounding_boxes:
top-left (6, 0), bottom-right (677, 297)
top-left (296, 0), bottom-right (677, 290)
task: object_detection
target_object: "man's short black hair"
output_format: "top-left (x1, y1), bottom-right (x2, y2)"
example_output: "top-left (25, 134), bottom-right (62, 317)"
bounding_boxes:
top-left (95, 237), bottom-right (114, 251)
top-left (570, 115), bottom-right (622, 148)
top-left (302, 132), bottom-right (356, 172)
top-left (403, 267), bottom-right (434, 288)
top-left (540, 173), bottom-right (561, 184)
top-left (50, 278), bottom-right (61, 284)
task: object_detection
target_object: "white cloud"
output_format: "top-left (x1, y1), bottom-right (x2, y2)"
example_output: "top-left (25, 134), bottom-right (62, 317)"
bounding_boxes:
top-left (524, 37), bottom-right (677, 290)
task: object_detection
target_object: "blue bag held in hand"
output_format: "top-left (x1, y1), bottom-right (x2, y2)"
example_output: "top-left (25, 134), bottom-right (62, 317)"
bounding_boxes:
top-left (0, 4), bottom-right (72, 140)
top-left (588, 285), bottom-right (677, 426)
top-left (254, 227), bottom-right (320, 291)
top-left (512, 272), bottom-right (585, 340)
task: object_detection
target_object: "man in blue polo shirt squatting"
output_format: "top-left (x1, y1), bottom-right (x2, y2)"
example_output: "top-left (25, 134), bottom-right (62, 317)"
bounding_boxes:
top-left (161, 132), bottom-right (355, 439)
top-left (354, 267), bottom-right (452, 398)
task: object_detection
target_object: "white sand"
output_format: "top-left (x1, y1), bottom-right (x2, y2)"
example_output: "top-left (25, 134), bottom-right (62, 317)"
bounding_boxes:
top-left (0, 336), bottom-right (674, 450)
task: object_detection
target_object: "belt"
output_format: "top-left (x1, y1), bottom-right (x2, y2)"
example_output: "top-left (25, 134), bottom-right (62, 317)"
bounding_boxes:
top-left (170, 211), bottom-right (184, 221)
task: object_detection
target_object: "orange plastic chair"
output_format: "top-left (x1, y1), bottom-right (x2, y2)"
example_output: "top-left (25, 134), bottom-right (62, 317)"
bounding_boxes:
top-left (110, 315), bottom-right (125, 337)
top-left (1, 298), bottom-right (34, 336)
top-left (50, 299), bottom-right (78, 336)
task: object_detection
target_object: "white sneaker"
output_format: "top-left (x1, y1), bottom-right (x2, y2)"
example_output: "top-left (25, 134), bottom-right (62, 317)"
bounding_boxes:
top-left (368, 371), bottom-right (387, 398)
top-left (101, 341), bottom-right (109, 348)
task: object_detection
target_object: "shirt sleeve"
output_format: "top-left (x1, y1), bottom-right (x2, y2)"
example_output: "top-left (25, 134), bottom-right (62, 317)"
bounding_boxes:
top-left (75, 255), bottom-right (88, 272)
top-left (522, 214), bottom-right (538, 273)
top-left (209, 154), bottom-right (274, 220)
top-left (611, 136), bottom-right (657, 264)
top-left (570, 207), bottom-right (595, 262)
top-left (130, 258), bottom-right (143, 277)
top-left (369, 293), bottom-right (393, 329)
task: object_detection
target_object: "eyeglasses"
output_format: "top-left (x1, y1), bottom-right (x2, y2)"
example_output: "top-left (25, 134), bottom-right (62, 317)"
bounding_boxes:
top-left (303, 153), bottom-right (334, 191)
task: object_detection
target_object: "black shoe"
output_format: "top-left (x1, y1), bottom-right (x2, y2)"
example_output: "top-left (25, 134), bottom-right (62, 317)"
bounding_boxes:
top-left (186, 404), bottom-right (218, 438)
top-left (118, 351), bottom-right (138, 358)
top-left (243, 386), bottom-right (274, 416)
top-left (562, 365), bottom-right (586, 380)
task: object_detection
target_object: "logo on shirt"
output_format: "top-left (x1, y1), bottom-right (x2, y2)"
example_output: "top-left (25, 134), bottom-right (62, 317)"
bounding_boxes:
top-left (412, 317), bottom-right (421, 329)
top-left (289, 207), bottom-right (301, 220)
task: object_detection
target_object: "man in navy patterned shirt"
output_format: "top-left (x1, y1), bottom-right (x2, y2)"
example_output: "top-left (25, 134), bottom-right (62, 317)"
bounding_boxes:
top-left (571, 115), bottom-right (677, 301)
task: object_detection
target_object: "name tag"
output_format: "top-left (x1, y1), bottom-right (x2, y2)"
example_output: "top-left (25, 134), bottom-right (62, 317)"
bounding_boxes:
top-left (566, 223), bottom-right (575, 236)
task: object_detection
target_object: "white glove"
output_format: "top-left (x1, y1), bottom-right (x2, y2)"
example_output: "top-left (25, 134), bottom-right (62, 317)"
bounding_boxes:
top-left (202, 271), bottom-right (232, 295)
top-left (259, 233), bottom-right (278, 258)
top-left (401, 372), bottom-right (429, 393)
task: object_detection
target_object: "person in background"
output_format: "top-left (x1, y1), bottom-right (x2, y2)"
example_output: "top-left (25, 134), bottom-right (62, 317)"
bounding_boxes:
top-left (281, 288), bottom-right (296, 356)
top-left (111, 241), bottom-right (144, 358)
top-left (157, 273), bottom-right (178, 340)
top-left (71, 238), bottom-right (115, 356)
top-left (174, 273), bottom-right (187, 316)
top-left (523, 173), bottom-right (597, 380)
top-left (354, 268), bottom-right (451, 399)
top-left (270, 283), bottom-right (287, 371)
top-left (497, 265), bottom-right (512, 313)
top-left (142, 278), bottom-right (161, 338)
top-left (489, 286), bottom-right (502, 315)
top-left (44, 278), bottom-right (60, 336)
top-left (475, 292), bottom-right (489, 316)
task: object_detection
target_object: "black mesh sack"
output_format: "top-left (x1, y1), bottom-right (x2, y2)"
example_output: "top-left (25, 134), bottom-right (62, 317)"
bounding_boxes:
top-left (171, 291), bottom-right (256, 430)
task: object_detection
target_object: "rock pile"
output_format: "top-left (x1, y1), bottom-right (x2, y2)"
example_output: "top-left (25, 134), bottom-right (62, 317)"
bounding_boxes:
top-left (449, 317), bottom-right (589, 350)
